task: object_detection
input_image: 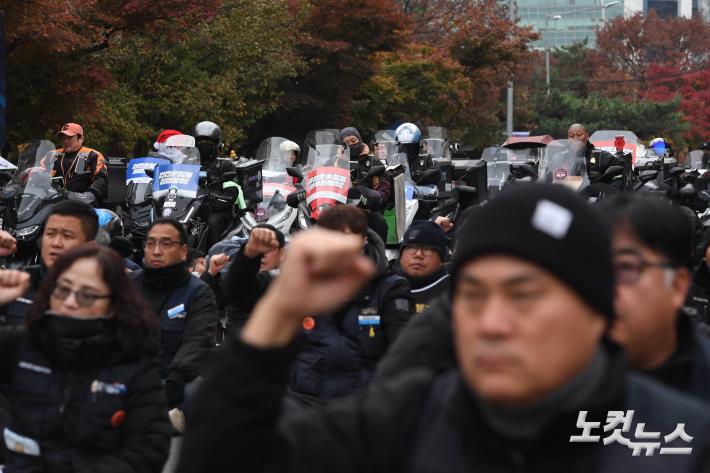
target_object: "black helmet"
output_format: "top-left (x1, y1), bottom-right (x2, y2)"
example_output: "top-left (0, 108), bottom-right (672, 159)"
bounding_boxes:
top-left (702, 141), bottom-right (710, 150)
top-left (193, 121), bottom-right (223, 165)
top-left (193, 121), bottom-right (223, 148)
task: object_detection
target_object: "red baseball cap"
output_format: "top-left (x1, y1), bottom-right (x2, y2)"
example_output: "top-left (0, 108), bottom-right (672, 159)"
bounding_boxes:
top-left (58, 123), bottom-right (84, 137)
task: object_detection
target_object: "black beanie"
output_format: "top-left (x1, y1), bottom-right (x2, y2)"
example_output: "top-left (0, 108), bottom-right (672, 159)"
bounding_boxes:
top-left (401, 220), bottom-right (450, 261)
top-left (339, 127), bottom-right (362, 143)
top-left (451, 183), bottom-right (614, 322)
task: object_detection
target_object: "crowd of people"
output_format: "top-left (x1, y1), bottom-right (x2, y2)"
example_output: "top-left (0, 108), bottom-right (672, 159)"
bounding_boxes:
top-left (0, 119), bottom-right (709, 472)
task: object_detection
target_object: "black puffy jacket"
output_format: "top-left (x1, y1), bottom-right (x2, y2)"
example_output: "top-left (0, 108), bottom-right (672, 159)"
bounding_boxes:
top-left (0, 329), bottom-right (170, 473)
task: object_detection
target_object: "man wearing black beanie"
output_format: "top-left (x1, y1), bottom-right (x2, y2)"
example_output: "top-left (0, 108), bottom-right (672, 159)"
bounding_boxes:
top-left (179, 183), bottom-right (710, 473)
top-left (395, 220), bottom-right (451, 312)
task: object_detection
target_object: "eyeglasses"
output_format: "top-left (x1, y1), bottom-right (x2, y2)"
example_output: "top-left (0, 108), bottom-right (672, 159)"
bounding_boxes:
top-left (613, 253), bottom-right (675, 285)
top-left (403, 245), bottom-right (437, 257)
top-left (145, 239), bottom-right (182, 251)
top-left (52, 284), bottom-right (111, 308)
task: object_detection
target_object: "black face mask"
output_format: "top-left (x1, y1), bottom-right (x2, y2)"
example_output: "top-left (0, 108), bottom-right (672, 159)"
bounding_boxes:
top-left (197, 142), bottom-right (218, 165)
top-left (348, 142), bottom-right (365, 159)
top-left (42, 312), bottom-right (117, 369)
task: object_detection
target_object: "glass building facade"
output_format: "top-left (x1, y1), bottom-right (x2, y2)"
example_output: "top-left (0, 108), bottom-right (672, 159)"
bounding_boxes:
top-left (518, 0), bottom-right (626, 48)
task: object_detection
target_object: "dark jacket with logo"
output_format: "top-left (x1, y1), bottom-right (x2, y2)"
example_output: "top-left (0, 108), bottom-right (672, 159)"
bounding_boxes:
top-left (288, 230), bottom-right (414, 403)
top-left (0, 329), bottom-right (170, 473)
top-left (129, 269), bottom-right (218, 388)
top-left (0, 265), bottom-right (45, 328)
top-left (177, 336), bottom-right (710, 473)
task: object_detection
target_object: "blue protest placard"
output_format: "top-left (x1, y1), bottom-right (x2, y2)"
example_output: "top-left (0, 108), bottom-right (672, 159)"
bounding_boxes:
top-left (126, 157), bottom-right (170, 184)
top-left (153, 163), bottom-right (200, 198)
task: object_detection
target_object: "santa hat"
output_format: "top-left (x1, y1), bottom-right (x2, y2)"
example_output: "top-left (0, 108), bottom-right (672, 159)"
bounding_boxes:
top-left (154, 129), bottom-right (182, 151)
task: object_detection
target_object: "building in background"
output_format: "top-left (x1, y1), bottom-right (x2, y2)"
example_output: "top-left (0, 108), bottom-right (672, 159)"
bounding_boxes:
top-left (519, 0), bottom-right (625, 48)
top-left (521, 0), bottom-right (703, 49)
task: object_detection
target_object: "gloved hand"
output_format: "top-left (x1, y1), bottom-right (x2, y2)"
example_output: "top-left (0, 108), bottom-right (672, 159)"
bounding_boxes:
top-left (165, 380), bottom-right (185, 409)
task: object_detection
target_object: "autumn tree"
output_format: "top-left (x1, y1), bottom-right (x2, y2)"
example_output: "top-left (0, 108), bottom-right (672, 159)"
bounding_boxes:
top-left (3, 0), bottom-right (221, 145)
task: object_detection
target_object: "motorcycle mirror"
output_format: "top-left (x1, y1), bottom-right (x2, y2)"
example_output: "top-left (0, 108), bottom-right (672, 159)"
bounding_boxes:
top-left (457, 185), bottom-right (478, 196)
top-left (416, 168), bottom-right (442, 186)
top-left (286, 192), bottom-right (301, 208)
top-left (286, 166), bottom-right (303, 180)
top-left (669, 167), bottom-right (686, 177)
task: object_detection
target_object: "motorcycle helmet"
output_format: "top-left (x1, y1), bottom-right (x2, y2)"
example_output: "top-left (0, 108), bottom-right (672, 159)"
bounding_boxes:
top-left (649, 137), bottom-right (669, 158)
top-left (395, 123), bottom-right (422, 145)
top-left (396, 123), bottom-right (422, 164)
top-left (94, 208), bottom-right (124, 239)
top-left (279, 140), bottom-right (300, 166)
top-left (193, 121), bottom-right (223, 165)
top-left (19, 167), bottom-right (48, 187)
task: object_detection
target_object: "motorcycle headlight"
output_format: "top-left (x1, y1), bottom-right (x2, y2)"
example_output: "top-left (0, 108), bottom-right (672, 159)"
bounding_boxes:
top-left (15, 225), bottom-right (39, 239)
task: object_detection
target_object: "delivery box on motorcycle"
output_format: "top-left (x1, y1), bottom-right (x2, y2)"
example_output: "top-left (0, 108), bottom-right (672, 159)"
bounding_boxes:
top-left (234, 159), bottom-right (264, 210)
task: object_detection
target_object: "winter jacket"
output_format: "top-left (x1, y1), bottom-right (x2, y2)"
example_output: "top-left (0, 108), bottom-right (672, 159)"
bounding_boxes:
top-left (129, 268), bottom-right (218, 389)
top-left (177, 336), bottom-right (710, 473)
top-left (0, 328), bottom-right (170, 473)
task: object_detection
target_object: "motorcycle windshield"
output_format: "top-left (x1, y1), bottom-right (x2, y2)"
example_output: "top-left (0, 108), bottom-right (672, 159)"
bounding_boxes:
top-left (126, 157), bottom-right (170, 205)
top-left (155, 145), bottom-right (201, 165)
top-left (688, 150), bottom-right (709, 169)
top-left (539, 139), bottom-right (590, 191)
top-left (14, 140), bottom-right (59, 223)
top-left (253, 137), bottom-right (297, 222)
top-left (481, 146), bottom-right (518, 190)
top-left (506, 147), bottom-right (543, 163)
top-left (421, 126), bottom-right (450, 161)
top-left (372, 130), bottom-right (398, 164)
top-left (589, 130), bottom-right (639, 163)
top-left (152, 145), bottom-right (201, 199)
top-left (302, 131), bottom-right (351, 219)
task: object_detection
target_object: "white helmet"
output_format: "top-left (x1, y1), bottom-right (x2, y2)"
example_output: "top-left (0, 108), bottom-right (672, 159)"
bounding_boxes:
top-left (279, 140), bottom-right (300, 153)
top-left (395, 123), bottom-right (422, 144)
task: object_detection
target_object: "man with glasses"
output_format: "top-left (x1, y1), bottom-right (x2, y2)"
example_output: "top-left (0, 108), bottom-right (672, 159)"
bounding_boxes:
top-left (129, 218), bottom-right (218, 409)
top-left (596, 193), bottom-right (710, 402)
top-left (396, 220), bottom-right (450, 313)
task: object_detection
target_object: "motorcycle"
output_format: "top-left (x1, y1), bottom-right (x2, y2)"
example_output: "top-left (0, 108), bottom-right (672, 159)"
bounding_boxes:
top-left (240, 137), bottom-right (298, 238)
top-left (124, 155), bottom-right (171, 257)
top-left (421, 126), bottom-right (454, 193)
top-left (147, 135), bottom-right (215, 251)
top-left (8, 140), bottom-right (95, 264)
top-left (539, 139), bottom-right (590, 192)
top-left (481, 146), bottom-right (537, 197)
top-left (286, 130), bottom-right (353, 228)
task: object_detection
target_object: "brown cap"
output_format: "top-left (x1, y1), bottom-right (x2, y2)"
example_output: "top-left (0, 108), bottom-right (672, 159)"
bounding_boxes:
top-left (58, 123), bottom-right (83, 137)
